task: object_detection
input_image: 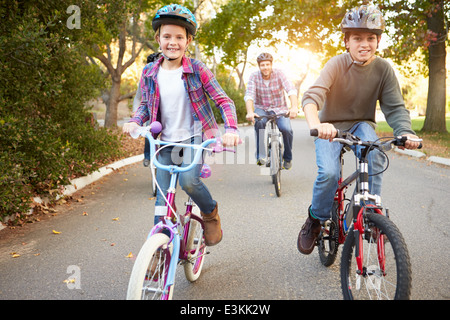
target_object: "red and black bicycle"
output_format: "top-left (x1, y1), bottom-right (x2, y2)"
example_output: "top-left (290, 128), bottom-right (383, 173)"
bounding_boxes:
top-left (312, 129), bottom-right (421, 300)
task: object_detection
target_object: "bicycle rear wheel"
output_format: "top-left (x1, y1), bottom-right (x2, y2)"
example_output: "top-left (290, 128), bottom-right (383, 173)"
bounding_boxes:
top-left (271, 140), bottom-right (281, 197)
top-left (183, 215), bottom-right (206, 282)
top-left (127, 233), bottom-right (174, 300)
top-left (340, 212), bottom-right (412, 300)
top-left (318, 201), bottom-right (339, 266)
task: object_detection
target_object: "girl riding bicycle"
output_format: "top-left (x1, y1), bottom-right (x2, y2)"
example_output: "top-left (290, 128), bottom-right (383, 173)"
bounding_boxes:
top-left (297, 4), bottom-right (421, 255)
top-left (123, 4), bottom-right (240, 247)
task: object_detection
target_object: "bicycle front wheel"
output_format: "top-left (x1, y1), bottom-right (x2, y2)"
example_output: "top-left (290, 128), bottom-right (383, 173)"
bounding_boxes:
top-left (340, 212), bottom-right (412, 300)
top-left (127, 233), bottom-right (174, 300)
top-left (271, 140), bottom-right (281, 197)
top-left (183, 215), bottom-right (206, 282)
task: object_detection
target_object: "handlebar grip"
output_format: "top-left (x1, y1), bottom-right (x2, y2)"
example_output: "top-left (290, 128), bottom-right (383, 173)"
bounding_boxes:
top-left (310, 128), bottom-right (342, 138)
top-left (150, 121), bottom-right (162, 134)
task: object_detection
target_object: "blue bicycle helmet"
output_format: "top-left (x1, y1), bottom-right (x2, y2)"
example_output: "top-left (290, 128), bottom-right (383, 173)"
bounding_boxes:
top-left (152, 4), bottom-right (197, 36)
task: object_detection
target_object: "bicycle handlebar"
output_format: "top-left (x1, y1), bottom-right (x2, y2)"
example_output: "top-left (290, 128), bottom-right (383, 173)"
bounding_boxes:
top-left (309, 128), bottom-right (423, 150)
top-left (130, 121), bottom-right (235, 173)
top-left (254, 112), bottom-right (290, 120)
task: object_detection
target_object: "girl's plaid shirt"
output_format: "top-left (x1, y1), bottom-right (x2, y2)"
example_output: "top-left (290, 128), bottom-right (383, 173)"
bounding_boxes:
top-left (130, 56), bottom-right (238, 140)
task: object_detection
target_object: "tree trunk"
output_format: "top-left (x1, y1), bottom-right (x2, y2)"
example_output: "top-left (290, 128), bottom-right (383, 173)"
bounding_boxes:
top-left (422, 0), bottom-right (447, 133)
top-left (104, 76), bottom-right (121, 128)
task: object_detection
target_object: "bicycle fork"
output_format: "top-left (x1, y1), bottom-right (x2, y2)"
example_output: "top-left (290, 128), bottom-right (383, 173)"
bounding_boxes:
top-left (148, 174), bottom-right (181, 299)
top-left (352, 158), bottom-right (386, 278)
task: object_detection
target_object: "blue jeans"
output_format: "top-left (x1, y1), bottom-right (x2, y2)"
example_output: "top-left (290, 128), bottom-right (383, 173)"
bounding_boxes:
top-left (254, 108), bottom-right (293, 162)
top-left (154, 137), bottom-right (217, 225)
top-left (144, 138), bottom-right (150, 160)
top-left (311, 122), bottom-right (386, 221)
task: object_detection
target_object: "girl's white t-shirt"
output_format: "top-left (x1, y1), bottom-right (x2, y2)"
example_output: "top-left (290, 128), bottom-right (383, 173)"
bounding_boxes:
top-left (158, 66), bottom-right (193, 142)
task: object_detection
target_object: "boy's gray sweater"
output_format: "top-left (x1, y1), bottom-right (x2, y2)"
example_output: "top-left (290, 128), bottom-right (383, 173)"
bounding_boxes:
top-left (302, 53), bottom-right (415, 136)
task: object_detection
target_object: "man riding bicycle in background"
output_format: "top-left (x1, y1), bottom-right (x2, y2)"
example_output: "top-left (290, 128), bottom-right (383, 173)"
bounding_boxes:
top-left (297, 4), bottom-right (421, 255)
top-left (245, 53), bottom-right (298, 169)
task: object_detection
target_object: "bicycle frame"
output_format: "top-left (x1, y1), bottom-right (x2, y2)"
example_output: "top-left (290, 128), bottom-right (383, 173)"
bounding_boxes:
top-left (334, 141), bottom-right (389, 276)
top-left (334, 149), bottom-right (355, 245)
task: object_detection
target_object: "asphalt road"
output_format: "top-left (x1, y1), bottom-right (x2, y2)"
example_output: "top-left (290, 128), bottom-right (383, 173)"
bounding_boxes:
top-left (1, 119), bottom-right (449, 301)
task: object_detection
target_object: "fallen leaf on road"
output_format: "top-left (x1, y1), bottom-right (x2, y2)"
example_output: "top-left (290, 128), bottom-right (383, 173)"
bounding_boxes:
top-left (52, 230), bottom-right (61, 234)
top-left (126, 252), bottom-right (133, 258)
top-left (112, 217), bottom-right (119, 221)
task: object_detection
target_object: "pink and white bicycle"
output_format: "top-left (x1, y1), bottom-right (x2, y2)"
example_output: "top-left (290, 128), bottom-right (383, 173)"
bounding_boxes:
top-left (126, 122), bottom-right (234, 300)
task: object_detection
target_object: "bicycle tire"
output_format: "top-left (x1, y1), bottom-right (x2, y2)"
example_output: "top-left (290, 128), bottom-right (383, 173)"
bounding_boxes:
top-left (127, 233), bottom-right (174, 300)
top-left (318, 201), bottom-right (340, 266)
top-left (340, 212), bottom-right (412, 300)
top-left (183, 215), bottom-right (206, 282)
top-left (271, 140), bottom-right (281, 197)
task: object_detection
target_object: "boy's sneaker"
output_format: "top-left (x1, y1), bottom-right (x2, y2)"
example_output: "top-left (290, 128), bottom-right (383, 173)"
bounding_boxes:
top-left (257, 158), bottom-right (266, 166)
top-left (297, 208), bottom-right (321, 255)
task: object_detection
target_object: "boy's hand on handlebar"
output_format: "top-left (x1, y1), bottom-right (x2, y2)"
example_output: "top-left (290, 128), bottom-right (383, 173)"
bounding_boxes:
top-left (222, 133), bottom-right (241, 147)
top-left (401, 134), bottom-right (421, 150)
top-left (122, 122), bottom-right (139, 135)
top-left (311, 123), bottom-right (337, 141)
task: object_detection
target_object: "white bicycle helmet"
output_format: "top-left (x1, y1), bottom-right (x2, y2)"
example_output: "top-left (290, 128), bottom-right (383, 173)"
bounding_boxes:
top-left (340, 4), bottom-right (385, 35)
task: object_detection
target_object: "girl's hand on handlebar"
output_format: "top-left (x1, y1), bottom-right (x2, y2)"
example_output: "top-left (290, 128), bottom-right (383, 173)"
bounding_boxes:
top-left (122, 122), bottom-right (140, 135)
top-left (311, 123), bottom-right (337, 141)
top-left (221, 132), bottom-right (241, 147)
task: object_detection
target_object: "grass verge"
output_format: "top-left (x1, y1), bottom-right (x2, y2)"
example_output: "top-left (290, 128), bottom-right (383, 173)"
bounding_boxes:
top-left (376, 116), bottom-right (450, 158)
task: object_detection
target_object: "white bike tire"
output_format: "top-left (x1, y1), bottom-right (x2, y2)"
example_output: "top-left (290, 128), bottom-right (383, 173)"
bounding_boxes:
top-left (126, 233), bottom-right (173, 300)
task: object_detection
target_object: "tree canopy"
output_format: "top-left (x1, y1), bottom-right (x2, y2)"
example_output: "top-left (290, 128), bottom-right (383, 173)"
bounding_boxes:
top-left (197, 0), bottom-right (449, 132)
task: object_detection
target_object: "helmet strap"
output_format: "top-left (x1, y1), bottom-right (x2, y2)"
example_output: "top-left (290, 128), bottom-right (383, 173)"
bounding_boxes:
top-left (161, 52), bottom-right (177, 61)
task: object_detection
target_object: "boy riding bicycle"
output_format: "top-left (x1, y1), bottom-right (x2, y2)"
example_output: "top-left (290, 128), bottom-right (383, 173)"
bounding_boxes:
top-left (123, 4), bottom-right (240, 247)
top-left (297, 4), bottom-right (421, 255)
top-left (245, 53), bottom-right (298, 169)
